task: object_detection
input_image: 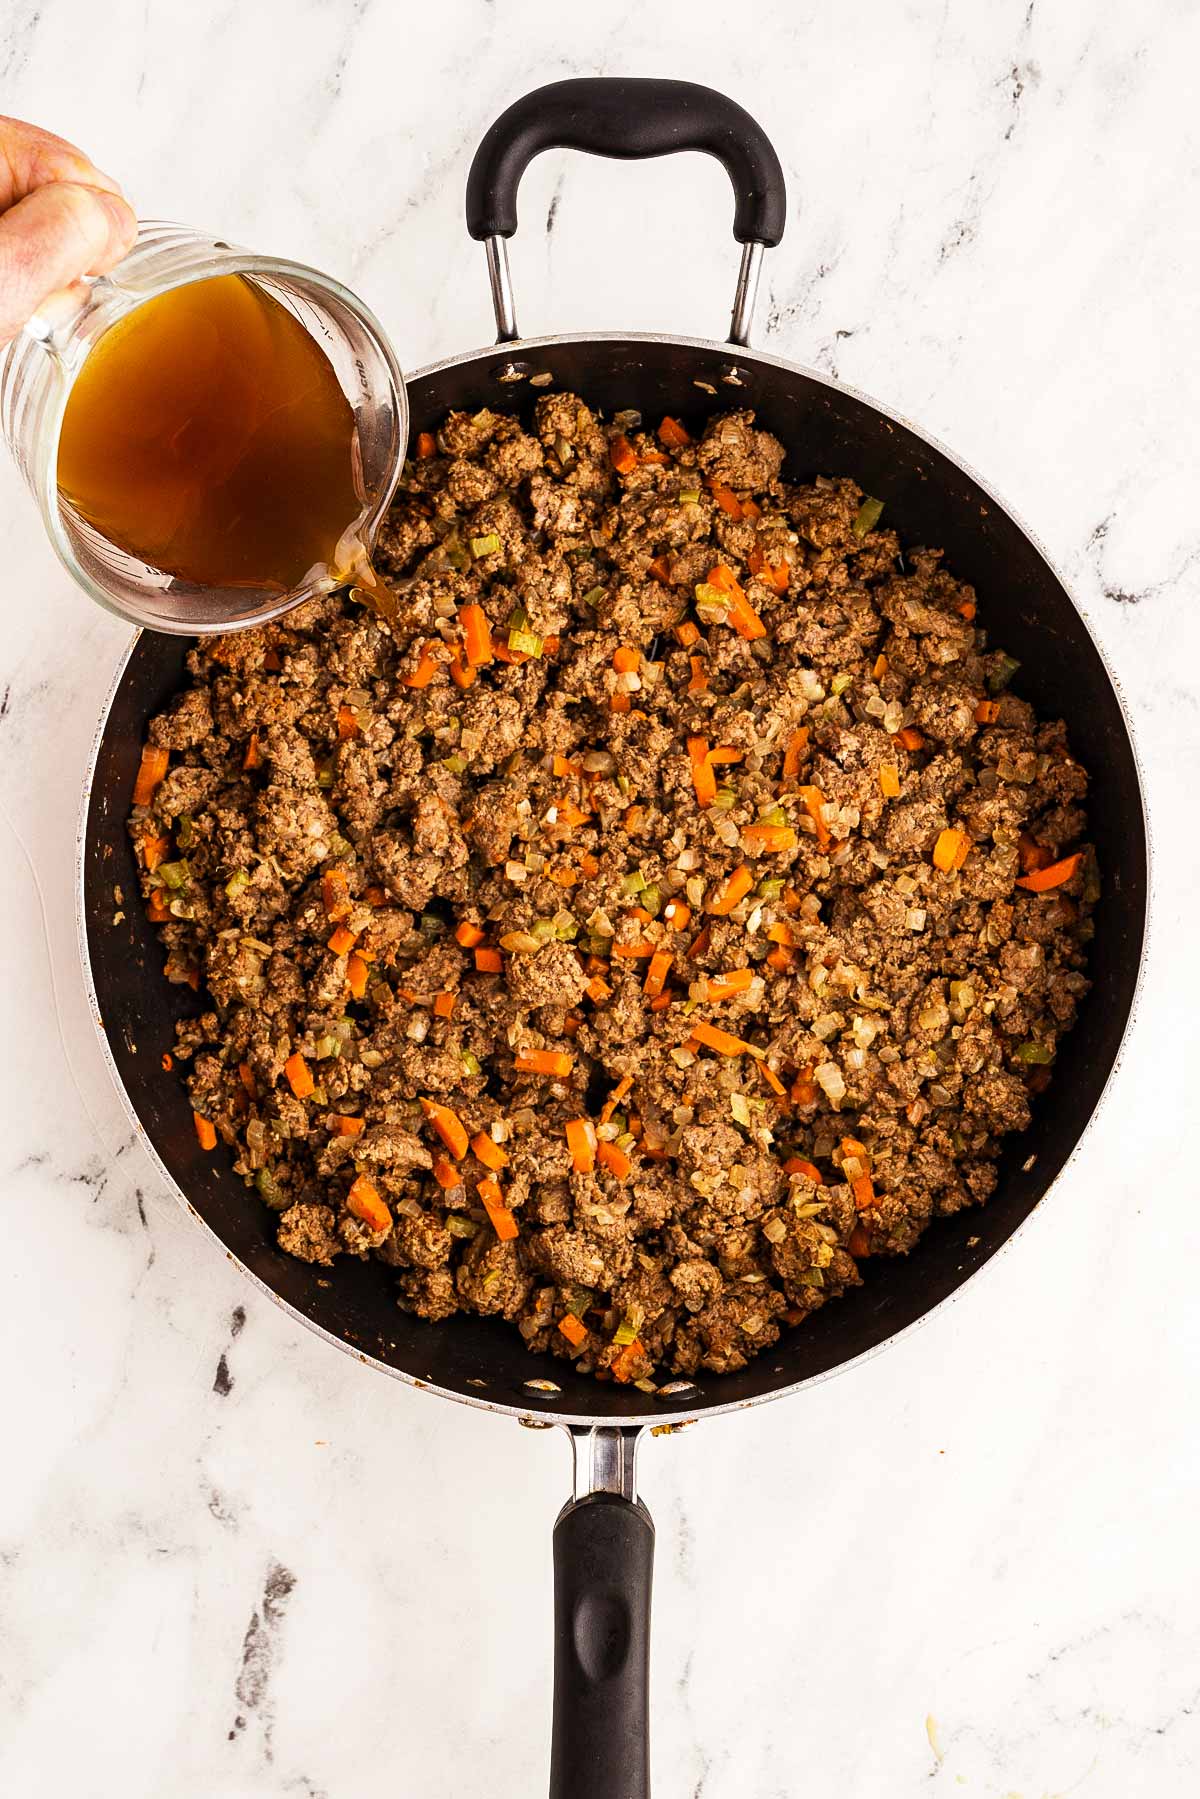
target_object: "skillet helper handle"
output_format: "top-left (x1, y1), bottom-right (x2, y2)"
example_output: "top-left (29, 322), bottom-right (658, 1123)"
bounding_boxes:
top-left (466, 77), bottom-right (787, 346)
top-left (551, 1492), bottom-right (655, 1799)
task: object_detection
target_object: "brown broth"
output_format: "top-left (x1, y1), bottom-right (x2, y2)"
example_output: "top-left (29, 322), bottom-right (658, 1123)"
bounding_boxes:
top-left (56, 273), bottom-right (371, 596)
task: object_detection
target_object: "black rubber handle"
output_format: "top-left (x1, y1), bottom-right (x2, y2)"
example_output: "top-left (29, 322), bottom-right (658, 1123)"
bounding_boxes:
top-left (550, 1492), bottom-right (655, 1799)
top-left (467, 77), bottom-right (786, 248)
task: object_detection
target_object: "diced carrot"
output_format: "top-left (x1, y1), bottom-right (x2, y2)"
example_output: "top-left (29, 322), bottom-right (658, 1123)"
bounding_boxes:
top-left (709, 481), bottom-right (743, 520)
top-left (649, 993), bottom-right (673, 1012)
top-left (242, 733), bottom-right (262, 772)
top-left (687, 924), bottom-right (712, 960)
top-left (742, 822), bottom-right (797, 854)
top-left (565, 1117), bottom-right (597, 1174)
top-left (554, 797), bottom-right (589, 830)
top-left (161, 1052), bottom-right (173, 1072)
top-left (514, 1049), bottom-right (575, 1077)
top-left (455, 920), bottom-right (485, 948)
top-left (974, 699), bottom-right (1000, 725)
top-left (1018, 834), bottom-right (1053, 874)
top-left (416, 430), bottom-right (437, 458)
top-left (747, 543), bottom-right (789, 593)
top-left (932, 827), bottom-right (972, 874)
top-left (766, 922), bottom-right (796, 946)
top-left (878, 762), bottom-right (901, 798)
top-left (142, 834), bottom-right (170, 872)
top-left (331, 1114), bottom-right (365, 1137)
top-left (236, 1062), bottom-right (257, 1099)
top-left (433, 991), bottom-right (456, 1019)
top-left (132, 744), bottom-right (169, 807)
top-left (658, 416), bottom-right (691, 448)
top-left (613, 645), bottom-right (640, 674)
top-left (663, 898), bottom-right (691, 932)
top-left (611, 1339), bottom-right (645, 1381)
top-left (432, 1155), bottom-right (460, 1190)
top-left (402, 642), bottom-right (440, 688)
top-left (599, 1076), bottom-right (633, 1125)
top-left (766, 946), bottom-right (794, 971)
top-left (688, 657), bottom-right (709, 694)
top-left (710, 864), bottom-right (753, 916)
top-left (553, 754), bottom-right (580, 777)
top-left (797, 785), bottom-right (831, 849)
top-left (421, 1098), bottom-right (470, 1159)
top-left (363, 885), bottom-right (388, 906)
top-left (609, 692), bottom-right (632, 713)
top-left (1016, 852), bottom-right (1082, 893)
top-left (610, 434), bottom-right (639, 474)
top-left (674, 618), bottom-right (700, 647)
top-left (639, 448), bottom-right (670, 466)
top-left (563, 1014), bottom-right (582, 1037)
top-left (597, 1140), bottom-right (632, 1180)
top-left (791, 1067), bottom-right (818, 1106)
top-left (838, 1135), bottom-right (870, 1166)
top-left (782, 729), bottom-right (809, 783)
top-left (784, 1157), bottom-right (823, 1182)
top-left (459, 603), bottom-right (493, 666)
top-left (586, 975), bottom-right (612, 1004)
top-left (897, 727), bottom-right (925, 751)
top-left (758, 1060), bottom-right (788, 1097)
top-left (579, 852), bottom-right (600, 879)
top-left (146, 889), bottom-right (171, 924)
top-left (347, 1173), bottom-right (391, 1233)
top-left (623, 804), bottom-right (646, 833)
top-left (478, 1177), bottom-right (519, 1241)
top-left (708, 563), bottom-right (767, 639)
top-left (848, 1224), bottom-right (871, 1258)
top-left (741, 497), bottom-right (762, 521)
top-left (872, 653), bottom-right (888, 681)
top-left (186, 968), bottom-right (202, 992)
top-left (706, 746), bottom-right (744, 766)
top-left (474, 946), bottom-right (503, 973)
top-left (193, 1113), bottom-right (217, 1151)
top-left (337, 703), bottom-right (359, 740)
top-left (285, 1052), bottom-right (313, 1099)
top-left (692, 1021), bottom-right (753, 1056)
top-left (322, 868), bottom-right (351, 919)
top-left (648, 554), bottom-right (674, 583)
top-left (347, 953), bottom-right (369, 999)
top-left (643, 949), bottom-right (673, 998)
top-left (688, 736), bottom-right (717, 807)
top-left (957, 598), bottom-right (977, 621)
top-left (707, 967), bottom-right (753, 1000)
top-left (559, 1312), bottom-right (588, 1347)
top-left (328, 925), bottom-right (357, 956)
top-left (448, 645), bottom-right (475, 689)
top-left (852, 1173), bottom-right (876, 1210)
top-left (471, 1131), bottom-right (509, 1172)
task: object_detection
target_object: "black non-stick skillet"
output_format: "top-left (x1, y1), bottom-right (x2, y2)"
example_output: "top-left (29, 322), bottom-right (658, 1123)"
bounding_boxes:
top-left (79, 79), bottom-right (1148, 1799)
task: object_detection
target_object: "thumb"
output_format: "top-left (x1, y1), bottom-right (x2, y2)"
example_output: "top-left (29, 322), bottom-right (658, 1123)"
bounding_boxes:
top-left (0, 180), bottom-right (137, 344)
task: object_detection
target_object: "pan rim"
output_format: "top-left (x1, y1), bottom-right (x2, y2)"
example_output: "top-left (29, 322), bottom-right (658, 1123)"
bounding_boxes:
top-left (75, 327), bottom-right (1153, 1429)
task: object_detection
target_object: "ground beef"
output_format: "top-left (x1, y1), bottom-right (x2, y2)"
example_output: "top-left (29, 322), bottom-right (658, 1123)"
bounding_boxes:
top-left (128, 399), bottom-right (1096, 1387)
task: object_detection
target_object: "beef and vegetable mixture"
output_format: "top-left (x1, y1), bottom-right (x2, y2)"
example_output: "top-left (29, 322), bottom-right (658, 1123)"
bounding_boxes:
top-left (128, 397), bottom-right (1095, 1385)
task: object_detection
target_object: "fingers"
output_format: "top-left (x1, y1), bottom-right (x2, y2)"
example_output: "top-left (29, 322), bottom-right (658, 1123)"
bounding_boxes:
top-left (0, 114), bottom-right (126, 209)
top-left (0, 180), bottom-right (137, 345)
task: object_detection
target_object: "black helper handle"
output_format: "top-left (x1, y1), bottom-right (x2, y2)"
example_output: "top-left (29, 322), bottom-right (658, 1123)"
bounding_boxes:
top-left (551, 1492), bottom-right (655, 1799)
top-left (466, 77), bottom-right (786, 247)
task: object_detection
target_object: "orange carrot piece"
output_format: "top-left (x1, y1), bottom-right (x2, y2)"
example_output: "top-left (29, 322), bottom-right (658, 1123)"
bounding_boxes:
top-left (285, 1052), bottom-right (314, 1099)
top-left (611, 1339), bottom-right (645, 1382)
top-left (1016, 852), bottom-right (1082, 892)
top-left (433, 991), bottom-right (456, 1019)
top-left (872, 653), bottom-right (888, 680)
top-left (347, 1173), bottom-right (391, 1233)
top-left (142, 834), bottom-right (170, 872)
top-left (337, 703), bottom-right (360, 740)
top-left (586, 975), bottom-right (612, 1004)
top-left (362, 885), bottom-right (388, 906)
top-left (328, 925), bottom-right (357, 955)
top-left (421, 1098), bottom-right (470, 1159)
top-left (663, 898), bottom-right (691, 932)
top-left (932, 827), bottom-right (971, 873)
top-left (416, 430), bottom-right (437, 458)
top-left (322, 868), bottom-right (351, 919)
top-left (599, 1076), bottom-right (633, 1125)
top-left (609, 692), bottom-right (632, 714)
top-left (797, 785), bottom-right (831, 849)
top-left (848, 1224), bottom-right (871, 1258)
top-left (674, 618), bottom-right (700, 647)
top-left (193, 1112), bottom-right (217, 1151)
top-left (766, 946), bottom-right (794, 971)
top-left (242, 733), bottom-right (262, 772)
top-left (897, 727), bottom-right (925, 751)
top-left (459, 603), bottom-right (494, 667)
top-left (878, 763), bottom-right (901, 799)
top-left (710, 864), bottom-right (753, 916)
top-left (161, 1051), bottom-right (173, 1072)
top-left (236, 1062), bottom-right (257, 1098)
top-left (688, 736), bottom-right (717, 807)
top-left (565, 1117), bottom-right (598, 1173)
top-left (347, 953), bottom-right (369, 999)
top-left (478, 1177), bottom-right (519, 1241)
top-left (648, 554), bottom-right (674, 583)
top-left (687, 657), bottom-right (708, 694)
top-left (559, 1312), bottom-right (588, 1347)
top-left (686, 923), bottom-right (712, 960)
top-left (432, 1155), bottom-right (461, 1190)
top-left (784, 1157), bottom-right (823, 1182)
top-left (475, 947), bottom-right (503, 973)
top-left (613, 645), bottom-right (640, 673)
top-left (579, 852), bottom-right (601, 879)
top-left (1018, 834), bottom-right (1053, 874)
top-left (692, 1020), bottom-right (753, 1056)
top-left (706, 746), bottom-right (744, 766)
top-left (782, 729), bottom-right (810, 782)
top-left (146, 890), bottom-right (171, 924)
top-left (455, 920), bottom-right (485, 948)
top-left (331, 1114), bottom-right (365, 1137)
top-left (639, 448), bottom-right (670, 466)
top-left (709, 481), bottom-right (743, 519)
top-left (132, 744), bottom-right (169, 806)
top-left (957, 598), bottom-right (977, 621)
top-left (552, 754), bottom-right (580, 777)
top-left (448, 645), bottom-right (475, 690)
top-left (643, 949), bottom-right (673, 998)
top-left (610, 434), bottom-right (639, 474)
top-left (742, 822), bottom-right (797, 854)
top-left (402, 642), bottom-right (440, 689)
top-left (471, 1131), bottom-right (509, 1172)
top-left (514, 1049), bottom-right (575, 1077)
top-left (597, 1140), bottom-right (632, 1181)
top-left (741, 497), bottom-right (762, 521)
top-left (658, 416), bottom-right (691, 448)
top-left (758, 1060), bottom-right (788, 1098)
top-left (707, 967), bottom-right (753, 1000)
top-left (974, 699), bottom-right (1000, 724)
top-left (852, 1173), bottom-right (876, 1210)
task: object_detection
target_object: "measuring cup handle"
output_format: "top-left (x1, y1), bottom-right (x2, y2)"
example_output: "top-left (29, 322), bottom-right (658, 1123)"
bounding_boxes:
top-left (466, 78), bottom-right (786, 345)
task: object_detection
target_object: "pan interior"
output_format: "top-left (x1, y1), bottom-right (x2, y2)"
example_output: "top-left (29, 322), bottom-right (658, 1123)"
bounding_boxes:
top-left (82, 333), bottom-right (1147, 1424)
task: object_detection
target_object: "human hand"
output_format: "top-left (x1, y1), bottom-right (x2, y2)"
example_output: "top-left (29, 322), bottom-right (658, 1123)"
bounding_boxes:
top-left (0, 116), bottom-right (136, 345)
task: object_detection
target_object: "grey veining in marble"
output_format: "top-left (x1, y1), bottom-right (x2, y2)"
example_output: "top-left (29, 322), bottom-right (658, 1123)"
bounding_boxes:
top-left (1, 2), bottom-right (1198, 1794)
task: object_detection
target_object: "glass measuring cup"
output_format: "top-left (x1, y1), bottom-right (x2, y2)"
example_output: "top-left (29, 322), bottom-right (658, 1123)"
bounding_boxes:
top-left (0, 222), bottom-right (408, 634)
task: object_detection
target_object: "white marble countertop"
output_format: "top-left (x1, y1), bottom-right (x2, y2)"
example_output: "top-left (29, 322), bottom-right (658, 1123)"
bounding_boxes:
top-left (2, 4), bottom-right (1198, 1794)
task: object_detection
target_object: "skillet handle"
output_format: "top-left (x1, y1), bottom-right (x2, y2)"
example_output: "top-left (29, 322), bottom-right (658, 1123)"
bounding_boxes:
top-left (551, 1429), bottom-right (654, 1799)
top-left (466, 78), bottom-right (786, 346)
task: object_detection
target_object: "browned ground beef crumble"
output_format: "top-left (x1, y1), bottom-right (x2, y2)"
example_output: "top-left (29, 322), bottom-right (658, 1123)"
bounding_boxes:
top-left (129, 397), bottom-right (1095, 1386)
